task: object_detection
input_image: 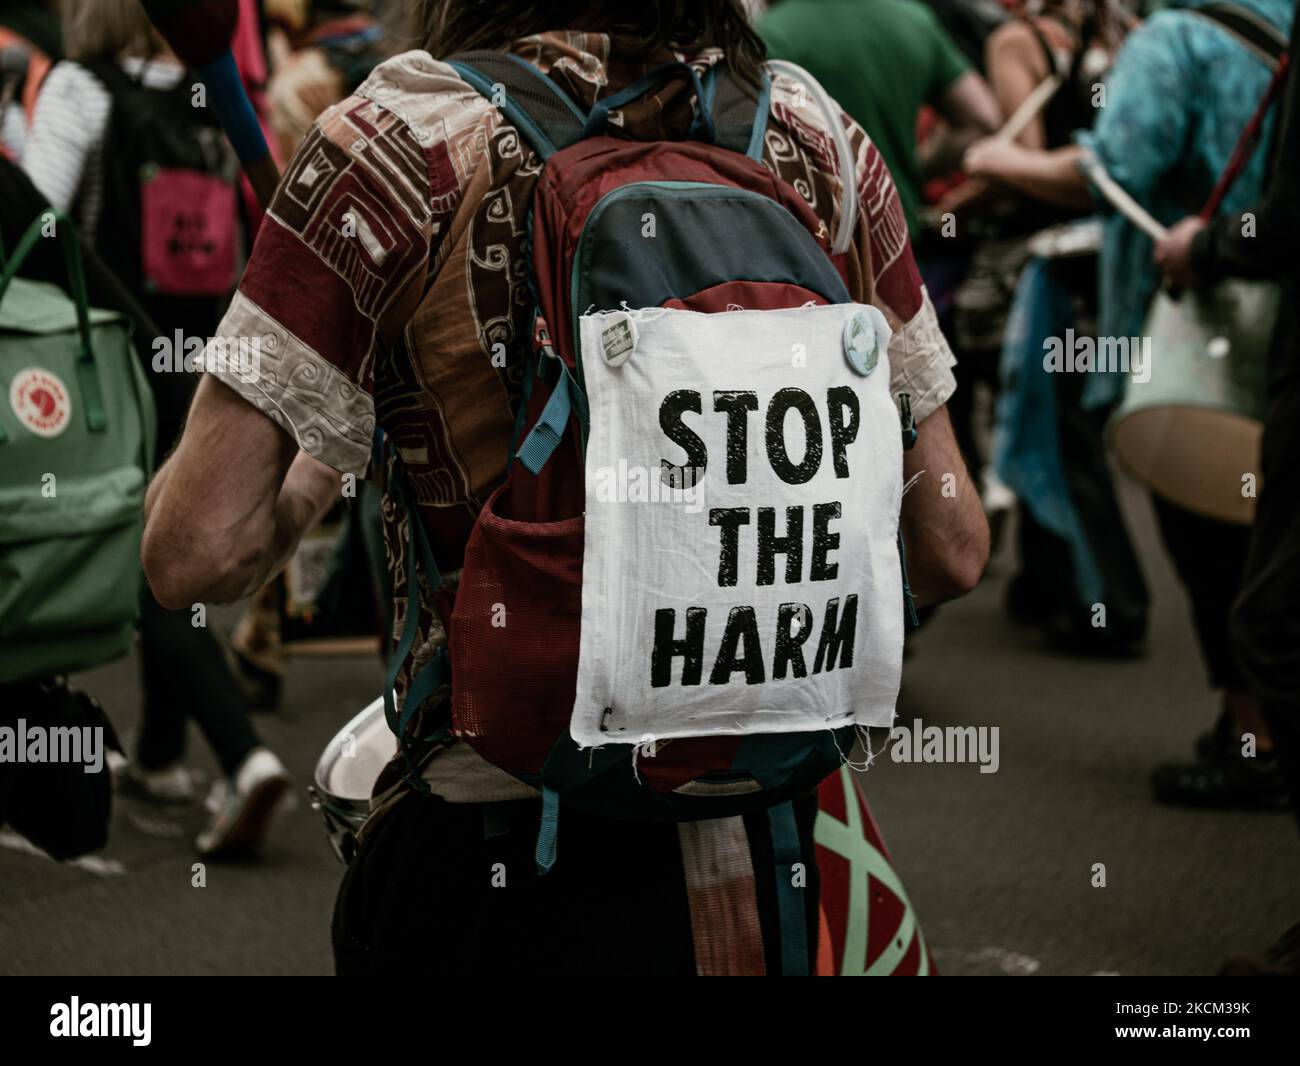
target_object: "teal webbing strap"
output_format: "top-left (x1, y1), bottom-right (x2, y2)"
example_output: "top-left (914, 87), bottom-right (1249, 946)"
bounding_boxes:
top-left (516, 370), bottom-right (571, 475)
top-left (0, 210), bottom-right (106, 433)
top-left (769, 801), bottom-right (809, 976)
top-left (506, 362), bottom-right (534, 465)
top-left (382, 462), bottom-right (448, 786)
top-left (746, 73), bottom-right (772, 161)
top-left (897, 531), bottom-right (920, 629)
top-left (584, 62), bottom-right (714, 143)
top-left (535, 785), bottom-right (560, 876)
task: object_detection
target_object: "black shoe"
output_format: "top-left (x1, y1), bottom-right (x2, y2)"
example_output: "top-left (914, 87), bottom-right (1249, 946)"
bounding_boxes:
top-left (1221, 920), bottom-right (1300, 975)
top-left (1151, 747), bottom-right (1292, 811)
top-left (1042, 610), bottom-right (1146, 659)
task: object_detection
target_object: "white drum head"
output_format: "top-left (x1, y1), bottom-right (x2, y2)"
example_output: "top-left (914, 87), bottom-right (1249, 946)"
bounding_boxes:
top-left (1111, 405), bottom-right (1261, 525)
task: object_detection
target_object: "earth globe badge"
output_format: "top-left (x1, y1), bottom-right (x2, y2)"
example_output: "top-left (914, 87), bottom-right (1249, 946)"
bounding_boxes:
top-left (842, 309), bottom-right (879, 377)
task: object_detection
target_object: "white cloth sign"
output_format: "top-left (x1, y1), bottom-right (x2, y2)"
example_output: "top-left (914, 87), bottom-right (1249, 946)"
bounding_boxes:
top-left (572, 303), bottom-right (904, 747)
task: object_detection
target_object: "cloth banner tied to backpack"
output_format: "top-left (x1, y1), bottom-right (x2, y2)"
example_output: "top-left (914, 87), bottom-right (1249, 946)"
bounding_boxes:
top-left (573, 302), bottom-right (903, 746)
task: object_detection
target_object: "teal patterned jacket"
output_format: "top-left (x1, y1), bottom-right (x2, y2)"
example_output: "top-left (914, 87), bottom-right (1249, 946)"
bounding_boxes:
top-left (1075, 0), bottom-right (1293, 408)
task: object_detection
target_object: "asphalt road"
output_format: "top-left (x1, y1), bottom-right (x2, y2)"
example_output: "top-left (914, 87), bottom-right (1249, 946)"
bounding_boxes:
top-left (2, 479), bottom-right (1297, 976)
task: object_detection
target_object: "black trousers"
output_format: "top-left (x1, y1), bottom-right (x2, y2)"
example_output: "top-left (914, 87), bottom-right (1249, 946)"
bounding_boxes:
top-left (136, 584), bottom-right (259, 777)
top-left (332, 789), bottom-right (821, 976)
top-left (1152, 497), bottom-right (1252, 691)
top-left (1053, 364), bottom-right (1150, 633)
top-left (1232, 341), bottom-right (1300, 827)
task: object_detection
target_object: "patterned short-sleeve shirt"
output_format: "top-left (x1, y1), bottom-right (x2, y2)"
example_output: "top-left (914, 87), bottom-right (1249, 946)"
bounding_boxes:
top-left (205, 32), bottom-right (957, 788)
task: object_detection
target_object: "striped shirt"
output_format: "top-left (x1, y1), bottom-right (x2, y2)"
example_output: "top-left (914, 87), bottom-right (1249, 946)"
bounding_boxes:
top-left (22, 56), bottom-right (185, 242)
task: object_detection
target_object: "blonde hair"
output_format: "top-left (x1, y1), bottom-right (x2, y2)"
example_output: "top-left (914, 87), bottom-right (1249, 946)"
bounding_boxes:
top-left (62, 0), bottom-right (160, 63)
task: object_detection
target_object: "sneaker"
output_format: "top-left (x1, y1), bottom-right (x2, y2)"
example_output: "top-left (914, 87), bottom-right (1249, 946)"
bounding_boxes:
top-left (121, 761), bottom-right (198, 805)
top-left (1150, 747), bottom-right (1291, 811)
top-left (195, 748), bottom-right (294, 857)
top-left (105, 749), bottom-right (129, 787)
top-left (1221, 920), bottom-right (1300, 976)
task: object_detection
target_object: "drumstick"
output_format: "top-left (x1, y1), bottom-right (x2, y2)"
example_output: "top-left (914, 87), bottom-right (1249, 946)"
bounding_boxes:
top-left (994, 73), bottom-right (1063, 144)
top-left (1076, 150), bottom-right (1170, 241)
top-left (140, 0), bottom-right (280, 209)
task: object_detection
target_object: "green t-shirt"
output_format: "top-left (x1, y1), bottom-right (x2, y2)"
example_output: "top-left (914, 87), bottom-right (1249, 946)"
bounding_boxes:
top-left (759, 0), bottom-right (971, 235)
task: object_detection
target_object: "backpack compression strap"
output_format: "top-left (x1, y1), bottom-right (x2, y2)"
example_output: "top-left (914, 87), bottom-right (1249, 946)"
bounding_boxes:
top-left (446, 50), bottom-right (770, 162)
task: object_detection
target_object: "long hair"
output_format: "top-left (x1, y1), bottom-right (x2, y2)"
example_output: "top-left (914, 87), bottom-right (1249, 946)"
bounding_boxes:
top-left (412, 1), bottom-right (768, 88)
top-left (62, 0), bottom-right (160, 62)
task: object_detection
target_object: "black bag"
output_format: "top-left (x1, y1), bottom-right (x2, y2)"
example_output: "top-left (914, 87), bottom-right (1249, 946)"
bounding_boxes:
top-left (0, 679), bottom-right (121, 861)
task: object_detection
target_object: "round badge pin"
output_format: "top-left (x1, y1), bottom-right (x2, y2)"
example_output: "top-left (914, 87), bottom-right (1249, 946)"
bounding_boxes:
top-left (842, 309), bottom-right (879, 376)
top-left (599, 312), bottom-right (637, 368)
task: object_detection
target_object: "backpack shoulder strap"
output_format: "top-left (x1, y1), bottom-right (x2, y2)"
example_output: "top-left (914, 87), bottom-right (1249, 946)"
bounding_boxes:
top-left (1193, 2), bottom-right (1288, 69)
top-left (764, 59), bottom-right (857, 255)
top-left (445, 50), bottom-right (587, 158)
top-left (75, 57), bottom-right (134, 97)
top-left (700, 64), bottom-right (770, 160)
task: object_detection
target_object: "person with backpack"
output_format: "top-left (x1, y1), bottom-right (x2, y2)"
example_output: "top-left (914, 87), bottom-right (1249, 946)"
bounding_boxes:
top-left (965, 0), bottom-right (1294, 808)
top-left (0, 156), bottom-right (147, 863)
top-left (20, 0), bottom-right (293, 855)
top-left (1153, 7), bottom-right (1299, 973)
top-left (943, 0), bottom-right (1149, 658)
top-left (143, 0), bottom-right (989, 975)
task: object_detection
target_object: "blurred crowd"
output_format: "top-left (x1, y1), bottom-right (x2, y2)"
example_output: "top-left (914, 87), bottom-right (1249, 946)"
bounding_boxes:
top-left (0, 0), bottom-right (1296, 975)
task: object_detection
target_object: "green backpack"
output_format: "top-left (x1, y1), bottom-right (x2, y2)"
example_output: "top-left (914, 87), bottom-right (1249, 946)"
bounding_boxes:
top-left (0, 211), bottom-right (155, 683)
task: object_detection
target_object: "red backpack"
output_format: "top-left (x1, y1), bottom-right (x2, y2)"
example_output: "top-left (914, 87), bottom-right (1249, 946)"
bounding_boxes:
top-left (385, 53), bottom-right (917, 882)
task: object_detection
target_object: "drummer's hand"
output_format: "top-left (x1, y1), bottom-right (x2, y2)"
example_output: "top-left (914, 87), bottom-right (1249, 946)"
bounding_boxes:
top-left (1154, 216), bottom-right (1206, 289)
top-left (962, 138), bottom-right (1024, 183)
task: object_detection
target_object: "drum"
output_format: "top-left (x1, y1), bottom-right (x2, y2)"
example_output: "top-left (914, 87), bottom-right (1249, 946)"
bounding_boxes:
top-left (309, 696), bottom-right (394, 863)
top-left (1109, 279), bottom-right (1276, 525)
top-left (1024, 217), bottom-right (1102, 260)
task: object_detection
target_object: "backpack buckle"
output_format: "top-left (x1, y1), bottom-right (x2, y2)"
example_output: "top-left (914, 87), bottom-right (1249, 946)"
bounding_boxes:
top-left (898, 392), bottom-right (917, 451)
top-left (533, 313), bottom-right (558, 360)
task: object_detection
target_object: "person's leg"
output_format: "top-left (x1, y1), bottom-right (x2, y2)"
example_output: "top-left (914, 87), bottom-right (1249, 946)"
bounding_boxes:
top-left (1148, 498), bottom-right (1288, 807)
top-left (137, 582), bottom-right (260, 779)
top-left (334, 788), bottom-right (824, 976)
top-left (1232, 372), bottom-right (1300, 817)
top-left (1007, 508), bottom-right (1075, 626)
top-left (1050, 365), bottom-right (1149, 647)
top-left (227, 578), bottom-right (287, 711)
top-left (333, 791), bottom-right (697, 976)
top-left (1150, 497), bottom-right (1253, 697)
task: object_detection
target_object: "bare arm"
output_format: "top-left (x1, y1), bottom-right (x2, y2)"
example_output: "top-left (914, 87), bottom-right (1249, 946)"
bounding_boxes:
top-left (900, 405), bottom-right (989, 605)
top-left (143, 376), bottom-right (342, 608)
top-left (985, 21), bottom-right (1055, 150)
top-left (963, 141), bottom-right (1094, 211)
top-left (919, 71), bottom-right (1003, 180)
